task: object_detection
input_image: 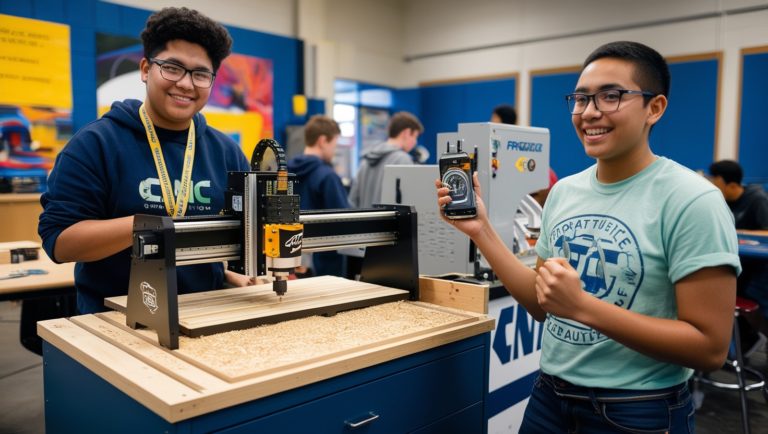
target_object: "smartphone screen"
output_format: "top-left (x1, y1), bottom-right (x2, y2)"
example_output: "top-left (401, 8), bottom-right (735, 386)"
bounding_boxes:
top-left (439, 142), bottom-right (477, 219)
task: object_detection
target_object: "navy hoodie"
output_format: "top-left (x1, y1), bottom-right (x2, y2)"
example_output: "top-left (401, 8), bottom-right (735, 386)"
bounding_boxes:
top-left (288, 155), bottom-right (349, 210)
top-left (39, 99), bottom-right (250, 313)
top-left (287, 154), bottom-right (349, 276)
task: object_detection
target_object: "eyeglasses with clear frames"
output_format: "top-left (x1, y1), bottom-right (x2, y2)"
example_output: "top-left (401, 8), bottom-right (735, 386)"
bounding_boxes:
top-left (149, 58), bottom-right (216, 89)
top-left (565, 89), bottom-right (656, 115)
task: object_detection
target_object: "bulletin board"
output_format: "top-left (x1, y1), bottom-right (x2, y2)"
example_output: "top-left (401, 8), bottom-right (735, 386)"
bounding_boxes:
top-left (737, 46), bottom-right (768, 184)
top-left (0, 13), bottom-right (71, 108)
top-left (530, 53), bottom-right (721, 177)
top-left (0, 13), bottom-right (72, 161)
top-left (654, 53), bottom-right (721, 173)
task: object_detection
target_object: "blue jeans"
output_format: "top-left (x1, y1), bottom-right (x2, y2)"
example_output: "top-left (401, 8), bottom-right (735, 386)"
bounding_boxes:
top-left (519, 373), bottom-right (695, 433)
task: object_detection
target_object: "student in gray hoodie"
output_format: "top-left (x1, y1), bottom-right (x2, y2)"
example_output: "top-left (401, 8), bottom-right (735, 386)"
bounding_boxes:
top-left (348, 112), bottom-right (423, 208)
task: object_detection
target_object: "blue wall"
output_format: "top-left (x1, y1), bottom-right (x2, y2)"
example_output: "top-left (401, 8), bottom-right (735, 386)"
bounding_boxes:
top-left (412, 78), bottom-right (517, 164)
top-left (3, 1), bottom-right (755, 184)
top-left (530, 69), bottom-right (587, 178)
top-left (738, 49), bottom-right (768, 185)
top-left (531, 56), bottom-right (720, 177)
top-left (0, 0), bottom-right (303, 145)
top-left (654, 57), bottom-right (719, 173)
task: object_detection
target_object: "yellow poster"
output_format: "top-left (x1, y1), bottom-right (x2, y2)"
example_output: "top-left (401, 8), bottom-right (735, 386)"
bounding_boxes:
top-left (0, 14), bottom-right (72, 109)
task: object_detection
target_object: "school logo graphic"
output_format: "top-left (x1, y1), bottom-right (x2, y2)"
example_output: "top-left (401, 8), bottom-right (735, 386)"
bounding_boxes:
top-left (139, 178), bottom-right (212, 204)
top-left (140, 281), bottom-right (159, 314)
top-left (546, 214), bottom-right (644, 345)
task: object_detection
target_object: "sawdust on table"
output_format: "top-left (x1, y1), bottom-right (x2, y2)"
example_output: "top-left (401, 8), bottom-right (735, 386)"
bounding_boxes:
top-left (176, 301), bottom-right (466, 378)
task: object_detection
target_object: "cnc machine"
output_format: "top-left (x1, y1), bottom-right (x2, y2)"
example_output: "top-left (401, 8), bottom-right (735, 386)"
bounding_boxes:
top-left (123, 139), bottom-right (419, 350)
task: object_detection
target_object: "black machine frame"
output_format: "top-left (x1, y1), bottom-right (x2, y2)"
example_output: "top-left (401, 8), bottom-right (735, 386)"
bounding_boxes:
top-left (123, 171), bottom-right (418, 349)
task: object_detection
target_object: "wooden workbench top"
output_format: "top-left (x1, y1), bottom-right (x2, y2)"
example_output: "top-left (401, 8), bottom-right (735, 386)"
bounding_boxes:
top-left (38, 276), bottom-right (494, 423)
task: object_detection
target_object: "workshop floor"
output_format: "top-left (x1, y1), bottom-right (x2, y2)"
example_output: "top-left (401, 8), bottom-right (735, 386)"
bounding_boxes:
top-left (1, 300), bottom-right (767, 434)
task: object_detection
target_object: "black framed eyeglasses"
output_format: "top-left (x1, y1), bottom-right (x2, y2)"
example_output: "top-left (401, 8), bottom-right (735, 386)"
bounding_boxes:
top-left (149, 58), bottom-right (216, 88)
top-left (565, 89), bottom-right (656, 115)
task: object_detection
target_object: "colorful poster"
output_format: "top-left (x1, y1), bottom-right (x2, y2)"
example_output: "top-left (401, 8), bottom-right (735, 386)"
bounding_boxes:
top-left (0, 14), bottom-right (73, 192)
top-left (96, 33), bottom-right (274, 158)
top-left (0, 14), bottom-right (72, 108)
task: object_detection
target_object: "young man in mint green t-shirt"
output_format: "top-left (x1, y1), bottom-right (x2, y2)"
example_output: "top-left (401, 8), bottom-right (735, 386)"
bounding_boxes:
top-left (436, 41), bottom-right (740, 433)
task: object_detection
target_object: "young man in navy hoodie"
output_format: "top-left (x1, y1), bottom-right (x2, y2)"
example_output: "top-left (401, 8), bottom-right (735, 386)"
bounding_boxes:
top-left (39, 7), bottom-right (252, 314)
top-left (287, 115), bottom-right (349, 277)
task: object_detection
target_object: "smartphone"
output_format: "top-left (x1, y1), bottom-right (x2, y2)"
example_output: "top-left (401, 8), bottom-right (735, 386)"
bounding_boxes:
top-left (439, 140), bottom-right (477, 219)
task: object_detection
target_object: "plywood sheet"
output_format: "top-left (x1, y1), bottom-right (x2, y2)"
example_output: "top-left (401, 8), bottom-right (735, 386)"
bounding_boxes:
top-left (105, 276), bottom-right (410, 337)
top-left (97, 301), bottom-right (477, 382)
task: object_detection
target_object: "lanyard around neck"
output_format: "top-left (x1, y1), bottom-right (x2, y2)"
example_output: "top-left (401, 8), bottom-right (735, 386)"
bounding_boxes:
top-left (139, 103), bottom-right (196, 217)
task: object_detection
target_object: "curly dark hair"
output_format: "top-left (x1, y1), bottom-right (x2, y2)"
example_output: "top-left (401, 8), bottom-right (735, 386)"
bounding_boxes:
top-left (141, 7), bottom-right (232, 71)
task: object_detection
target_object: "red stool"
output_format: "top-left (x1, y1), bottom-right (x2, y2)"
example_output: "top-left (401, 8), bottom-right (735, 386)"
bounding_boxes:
top-left (695, 297), bottom-right (767, 434)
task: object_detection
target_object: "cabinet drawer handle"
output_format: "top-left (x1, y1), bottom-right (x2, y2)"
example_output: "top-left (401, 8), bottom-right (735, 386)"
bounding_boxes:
top-left (345, 412), bottom-right (380, 429)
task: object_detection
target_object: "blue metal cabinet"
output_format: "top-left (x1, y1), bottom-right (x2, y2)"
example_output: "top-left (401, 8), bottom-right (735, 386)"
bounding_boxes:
top-left (43, 333), bottom-right (491, 434)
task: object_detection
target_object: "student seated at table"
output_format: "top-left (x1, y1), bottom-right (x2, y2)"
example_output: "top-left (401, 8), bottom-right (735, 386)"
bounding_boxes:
top-left (709, 159), bottom-right (768, 357)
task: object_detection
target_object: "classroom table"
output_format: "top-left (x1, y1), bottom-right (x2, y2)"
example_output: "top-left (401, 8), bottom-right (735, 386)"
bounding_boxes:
top-left (0, 252), bottom-right (75, 301)
top-left (738, 230), bottom-right (768, 260)
top-left (0, 249), bottom-right (76, 354)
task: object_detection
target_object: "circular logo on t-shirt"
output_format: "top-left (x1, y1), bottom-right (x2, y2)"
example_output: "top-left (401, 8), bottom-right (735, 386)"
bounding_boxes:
top-left (545, 214), bottom-right (644, 345)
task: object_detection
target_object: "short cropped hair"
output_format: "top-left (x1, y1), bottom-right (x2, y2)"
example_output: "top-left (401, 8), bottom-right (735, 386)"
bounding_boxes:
top-left (583, 41), bottom-right (670, 100)
top-left (492, 105), bottom-right (517, 124)
top-left (709, 160), bottom-right (743, 185)
top-left (141, 7), bottom-right (232, 72)
top-left (304, 115), bottom-right (340, 147)
top-left (388, 112), bottom-right (424, 138)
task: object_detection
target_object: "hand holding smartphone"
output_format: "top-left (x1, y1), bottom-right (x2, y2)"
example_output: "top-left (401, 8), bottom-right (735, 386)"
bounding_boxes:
top-left (439, 140), bottom-right (477, 219)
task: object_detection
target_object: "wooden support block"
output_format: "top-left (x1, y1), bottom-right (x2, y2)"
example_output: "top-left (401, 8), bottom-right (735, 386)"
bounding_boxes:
top-left (418, 276), bottom-right (489, 314)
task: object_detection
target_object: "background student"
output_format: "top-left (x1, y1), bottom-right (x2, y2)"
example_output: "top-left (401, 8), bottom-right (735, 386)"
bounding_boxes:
top-left (709, 159), bottom-right (768, 356)
top-left (287, 115), bottom-right (349, 277)
top-left (348, 111), bottom-right (423, 208)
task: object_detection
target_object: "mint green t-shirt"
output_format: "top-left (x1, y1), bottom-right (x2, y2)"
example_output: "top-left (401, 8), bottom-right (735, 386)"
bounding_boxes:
top-left (534, 157), bottom-right (741, 389)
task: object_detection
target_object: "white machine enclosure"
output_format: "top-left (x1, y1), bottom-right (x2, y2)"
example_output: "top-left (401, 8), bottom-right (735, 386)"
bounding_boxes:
top-left (381, 164), bottom-right (472, 275)
top-left (381, 122), bottom-right (550, 276)
top-left (382, 123), bottom-right (550, 433)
